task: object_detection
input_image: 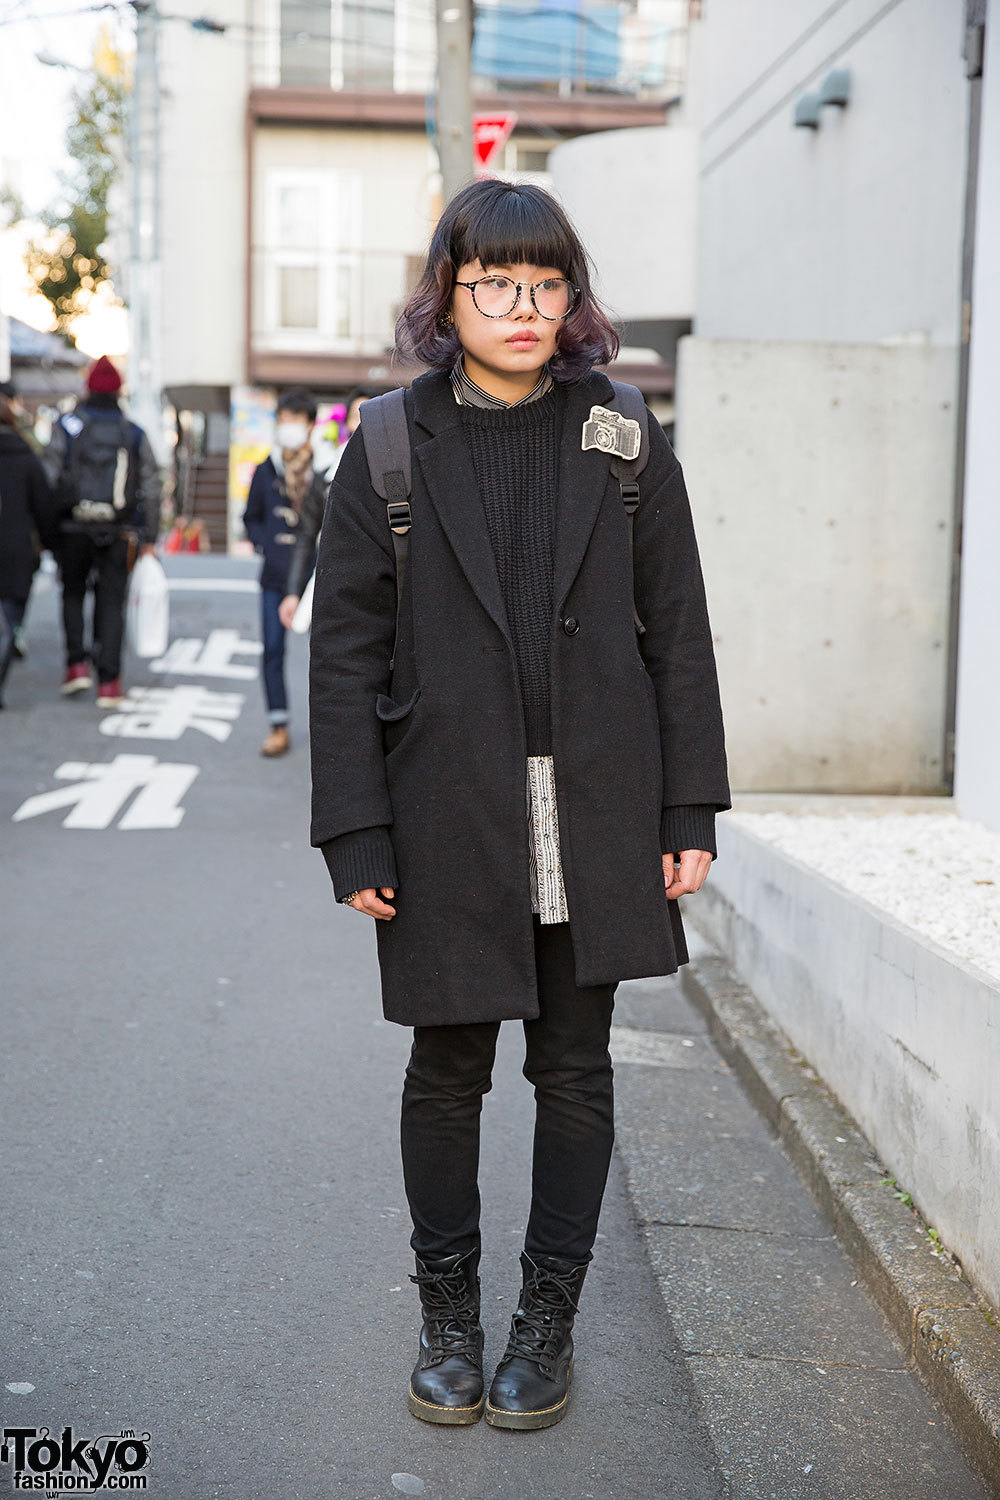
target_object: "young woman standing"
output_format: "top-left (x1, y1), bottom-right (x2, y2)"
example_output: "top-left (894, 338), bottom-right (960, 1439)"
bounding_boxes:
top-left (309, 180), bottom-right (729, 1430)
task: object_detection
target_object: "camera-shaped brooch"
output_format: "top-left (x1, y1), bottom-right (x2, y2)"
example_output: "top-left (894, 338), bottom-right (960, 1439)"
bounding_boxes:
top-left (581, 405), bottom-right (642, 462)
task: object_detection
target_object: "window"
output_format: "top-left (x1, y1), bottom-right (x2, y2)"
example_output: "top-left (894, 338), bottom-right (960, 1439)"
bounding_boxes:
top-left (515, 147), bottom-right (550, 172)
top-left (276, 180), bottom-right (320, 247)
top-left (341, 0), bottom-right (395, 89)
top-left (279, 0), bottom-right (332, 87)
top-left (260, 168), bottom-right (362, 348)
top-left (275, 0), bottom-right (397, 89)
top-left (279, 266), bottom-right (319, 327)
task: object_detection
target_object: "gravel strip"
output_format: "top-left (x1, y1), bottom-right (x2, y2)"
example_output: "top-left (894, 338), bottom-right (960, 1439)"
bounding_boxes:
top-left (728, 811), bottom-right (1000, 984)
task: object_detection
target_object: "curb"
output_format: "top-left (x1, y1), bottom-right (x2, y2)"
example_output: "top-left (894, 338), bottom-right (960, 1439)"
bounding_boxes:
top-left (680, 937), bottom-right (1000, 1497)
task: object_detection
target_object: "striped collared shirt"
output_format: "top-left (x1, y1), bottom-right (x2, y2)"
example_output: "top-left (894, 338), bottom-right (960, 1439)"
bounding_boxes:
top-left (450, 355), bottom-right (553, 410)
top-left (450, 355), bottom-right (569, 925)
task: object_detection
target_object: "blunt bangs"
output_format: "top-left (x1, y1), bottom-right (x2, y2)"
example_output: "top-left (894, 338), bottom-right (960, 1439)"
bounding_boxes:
top-left (450, 183), bottom-right (576, 281)
top-left (395, 179), bottom-right (620, 382)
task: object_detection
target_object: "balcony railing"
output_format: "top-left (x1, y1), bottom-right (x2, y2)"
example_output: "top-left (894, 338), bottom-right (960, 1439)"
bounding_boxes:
top-left (251, 244), bottom-right (420, 361)
top-left (251, 0), bottom-right (687, 99)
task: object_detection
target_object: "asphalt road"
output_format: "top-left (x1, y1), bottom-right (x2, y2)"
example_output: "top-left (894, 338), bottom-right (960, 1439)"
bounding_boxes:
top-left (1, 558), bottom-right (728, 1500)
top-left (3, 557), bottom-right (990, 1500)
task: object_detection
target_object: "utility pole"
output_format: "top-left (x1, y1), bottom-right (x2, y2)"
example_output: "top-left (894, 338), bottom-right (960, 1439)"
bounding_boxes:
top-left (435, 0), bottom-right (475, 203)
top-left (128, 0), bottom-right (164, 462)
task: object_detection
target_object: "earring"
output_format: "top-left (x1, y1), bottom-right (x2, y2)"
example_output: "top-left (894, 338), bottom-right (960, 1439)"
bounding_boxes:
top-left (439, 310), bottom-right (454, 327)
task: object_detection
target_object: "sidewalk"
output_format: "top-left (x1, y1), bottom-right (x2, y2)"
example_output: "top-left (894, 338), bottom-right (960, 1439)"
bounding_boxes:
top-left (610, 933), bottom-right (993, 1500)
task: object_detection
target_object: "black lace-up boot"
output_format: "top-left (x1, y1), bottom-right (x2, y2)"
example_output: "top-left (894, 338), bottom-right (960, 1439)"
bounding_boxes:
top-left (407, 1249), bottom-right (485, 1425)
top-left (485, 1251), bottom-right (589, 1429)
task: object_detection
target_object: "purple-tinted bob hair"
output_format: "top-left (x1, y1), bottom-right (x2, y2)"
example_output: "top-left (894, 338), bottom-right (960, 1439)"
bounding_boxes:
top-left (395, 179), bottom-right (620, 383)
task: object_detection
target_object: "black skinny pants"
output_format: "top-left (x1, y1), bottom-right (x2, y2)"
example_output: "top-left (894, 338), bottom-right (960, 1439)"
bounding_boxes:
top-left (60, 531), bottom-right (131, 681)
top-left (400, 920), bottom-right (616, 1265)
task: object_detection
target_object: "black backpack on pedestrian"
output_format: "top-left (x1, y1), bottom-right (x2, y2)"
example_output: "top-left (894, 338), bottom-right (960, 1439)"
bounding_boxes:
top-left (360, 382), bottom-right (650, 669)
top-left (57, 411), bottom-right (140, 532)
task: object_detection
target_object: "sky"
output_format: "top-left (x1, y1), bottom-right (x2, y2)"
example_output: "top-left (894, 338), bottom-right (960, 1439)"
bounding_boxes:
top-left (0, 0), bottom-right (133, 353)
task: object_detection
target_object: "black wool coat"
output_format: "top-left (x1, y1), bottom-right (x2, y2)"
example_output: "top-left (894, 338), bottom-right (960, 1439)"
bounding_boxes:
top-left (309, 369), bottom-right (730, 1027)
top-left (0, 428), bottom-right (56, 602)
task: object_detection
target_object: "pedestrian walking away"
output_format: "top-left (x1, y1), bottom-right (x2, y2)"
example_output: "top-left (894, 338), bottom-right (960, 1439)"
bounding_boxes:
top-left (42, 355), bottom-right (162, 706)
top-left (243, 387), bottom-right (328, 757)
top-left (0, 380), bottom-right (58, 707)
top-left (309, 180), bottom-right (730, 1431)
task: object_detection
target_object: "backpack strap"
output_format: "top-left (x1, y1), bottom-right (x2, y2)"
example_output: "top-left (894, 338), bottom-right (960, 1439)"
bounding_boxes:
top-left (358, 380), bottom-right (651, 660)
top-left (607, 379), bottom-right (649, 636)
top-left (359, 389), bottom-right (412, 671)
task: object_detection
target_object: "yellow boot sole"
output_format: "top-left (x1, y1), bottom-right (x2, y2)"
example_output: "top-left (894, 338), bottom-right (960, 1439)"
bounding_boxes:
top-left (484, 1357), bottom-right (573, 1430)
top-left (407, 1384), bottom-right (485, 1425)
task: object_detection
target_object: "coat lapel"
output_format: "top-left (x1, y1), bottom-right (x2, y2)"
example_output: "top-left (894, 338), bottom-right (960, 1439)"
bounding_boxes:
top-left (552, 371), bottom-right (615, 613)
top-left (408, 367), bottom-right (617, 639)
top-left (410, 373), bottom-right (512, 646)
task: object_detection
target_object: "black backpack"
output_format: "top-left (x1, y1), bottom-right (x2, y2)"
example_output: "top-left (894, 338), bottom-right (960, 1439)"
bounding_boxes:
top-left (58, 411), bottom-right (139, 529)
top-left (360, 381), bottom-right (650, 669)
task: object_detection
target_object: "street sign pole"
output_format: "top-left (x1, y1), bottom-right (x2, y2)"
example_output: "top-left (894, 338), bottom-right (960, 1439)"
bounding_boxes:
top-left (435, 0), bottom-right (475, 204)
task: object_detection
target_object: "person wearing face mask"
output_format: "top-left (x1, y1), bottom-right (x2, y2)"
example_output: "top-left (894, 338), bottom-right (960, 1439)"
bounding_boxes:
top-left (278, 385), bottom-right (386, 632)
top-left (242, 387), bottom-right (327, 756)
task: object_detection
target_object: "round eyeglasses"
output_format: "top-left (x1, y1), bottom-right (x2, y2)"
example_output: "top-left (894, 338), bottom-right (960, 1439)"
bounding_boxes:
top-left (454, 275), bottom-right (581, 321)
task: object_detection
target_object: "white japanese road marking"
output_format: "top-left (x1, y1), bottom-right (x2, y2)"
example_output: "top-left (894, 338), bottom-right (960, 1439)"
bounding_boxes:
top-left (12, 755), bottom-right (199, 830)
top-left (150, 629), bottom-right (262, 680)
top-left (99, 685), bottom-right (245, 742)
top-left (165, 578), bottom-right (258, 592)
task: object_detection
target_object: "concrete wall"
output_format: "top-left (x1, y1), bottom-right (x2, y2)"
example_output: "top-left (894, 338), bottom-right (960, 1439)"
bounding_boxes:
top-left (549, 125), bottom-right (698, 320)
top-left (696, 0), bottom-right (968, 344)
top-left (160, 0), bottom-right (249, 389)
top-left (694, 817), bottom-right (1000, 1312)
top-left (954, 3), bottom-right (1000, 833)
top-left (676, 336), bottom-right (956, 792)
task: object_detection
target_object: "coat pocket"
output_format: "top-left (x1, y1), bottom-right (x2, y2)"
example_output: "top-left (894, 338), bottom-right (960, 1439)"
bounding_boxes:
top-left (375, 687), bottom-right (421, 723)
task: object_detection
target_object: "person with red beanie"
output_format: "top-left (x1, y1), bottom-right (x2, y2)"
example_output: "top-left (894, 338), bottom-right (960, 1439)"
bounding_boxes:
top-left (42, 357), bottom-right (162, 704)
top-left (86, 355), bottom-right (122, 394)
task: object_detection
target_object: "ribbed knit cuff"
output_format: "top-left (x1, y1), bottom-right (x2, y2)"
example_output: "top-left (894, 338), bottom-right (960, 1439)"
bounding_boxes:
top-left (660, 805), bottom-right (717, 859)
top-left (321, 827), bottom-right (399, 902)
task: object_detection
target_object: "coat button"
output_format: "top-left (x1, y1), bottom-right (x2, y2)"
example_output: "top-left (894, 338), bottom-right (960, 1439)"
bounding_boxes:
top-left (562, 616), bottom-right (580, 636)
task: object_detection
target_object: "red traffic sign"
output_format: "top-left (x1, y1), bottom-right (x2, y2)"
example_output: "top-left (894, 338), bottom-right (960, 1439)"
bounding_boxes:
top-left (474, 112), bottom-right (517, 169)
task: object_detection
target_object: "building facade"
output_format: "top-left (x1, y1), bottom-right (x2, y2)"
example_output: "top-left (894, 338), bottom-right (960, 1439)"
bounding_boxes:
top-left (158, 0), bottom-right (687, 544)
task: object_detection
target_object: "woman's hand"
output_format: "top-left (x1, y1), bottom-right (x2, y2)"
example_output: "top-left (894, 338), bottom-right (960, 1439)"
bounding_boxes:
top-left (278, 594), bottom-right (300, 630)
top-left (663, 850), bottom-right (712, 901)
top-left (346, 886), bottom-right (396, 920)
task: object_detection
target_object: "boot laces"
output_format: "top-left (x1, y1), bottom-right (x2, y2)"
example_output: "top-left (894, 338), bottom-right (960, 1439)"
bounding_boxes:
top-left (410, 1264), bottom-right (481, 1365)
top-left (504, 1265), bottom-right (581, 1373)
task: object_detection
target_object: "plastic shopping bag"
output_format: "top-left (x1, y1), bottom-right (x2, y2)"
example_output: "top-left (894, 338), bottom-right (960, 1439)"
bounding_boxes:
top-left (126, 553), bottom-right (170, 658)
top-left (290, 572), bottom-right (314, 634)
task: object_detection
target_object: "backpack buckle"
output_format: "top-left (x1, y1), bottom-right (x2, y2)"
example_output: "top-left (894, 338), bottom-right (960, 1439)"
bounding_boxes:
top-left (386, 500), bottom-right (412, 534)
top-left (620, 480), bottom-right (640, 514)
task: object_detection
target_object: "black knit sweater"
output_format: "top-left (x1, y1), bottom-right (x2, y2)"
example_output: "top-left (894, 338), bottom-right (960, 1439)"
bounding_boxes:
top-left (460, 387), bottom-right (562, 756)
